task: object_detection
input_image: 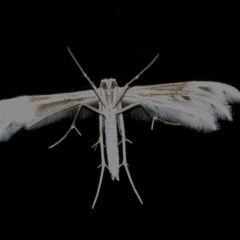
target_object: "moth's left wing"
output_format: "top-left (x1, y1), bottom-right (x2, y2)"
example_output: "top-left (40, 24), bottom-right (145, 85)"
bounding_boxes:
top-left (122, 81), bottom-right (240, 132)
top-left (0, 89), bottom-right (97, 141)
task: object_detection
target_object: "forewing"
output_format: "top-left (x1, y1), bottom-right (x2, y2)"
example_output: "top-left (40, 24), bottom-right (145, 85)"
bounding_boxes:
top-left (122, 81), bottom-right (240, 132)
top-left (0, 89), bottom-right (97, 141)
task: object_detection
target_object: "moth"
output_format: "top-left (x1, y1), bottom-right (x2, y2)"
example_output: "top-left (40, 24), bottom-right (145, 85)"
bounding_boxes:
top-left (1, 48), bottom-right (240, 208)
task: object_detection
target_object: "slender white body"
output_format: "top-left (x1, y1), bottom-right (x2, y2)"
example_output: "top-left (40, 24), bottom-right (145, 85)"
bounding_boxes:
top-left (99, 78), bottom-right (121, 181)
top-left (104, 113), bottom-right (119, 180)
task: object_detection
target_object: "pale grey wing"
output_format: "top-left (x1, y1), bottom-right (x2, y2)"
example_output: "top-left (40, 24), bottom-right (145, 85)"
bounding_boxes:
top-left (122, 81), bottom-right (240, 132)
top-left (0, 89), bottom-right (97, 141)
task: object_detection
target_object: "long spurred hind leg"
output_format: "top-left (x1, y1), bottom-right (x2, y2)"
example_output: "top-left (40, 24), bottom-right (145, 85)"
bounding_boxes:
top-left (92, 114), bottom-right (106, 209)
top-left (118, 113), bottom-right (143, 205)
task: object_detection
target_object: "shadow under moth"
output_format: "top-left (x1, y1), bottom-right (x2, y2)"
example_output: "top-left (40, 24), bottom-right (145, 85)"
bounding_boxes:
top-left (0, 48), bottom-right (240, 208)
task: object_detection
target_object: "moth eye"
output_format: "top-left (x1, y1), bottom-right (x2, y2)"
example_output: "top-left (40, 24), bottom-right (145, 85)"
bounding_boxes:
top-left (111, 81), bottom-right (117, 89)
top-left (101, 82), bottom-right (107, 89)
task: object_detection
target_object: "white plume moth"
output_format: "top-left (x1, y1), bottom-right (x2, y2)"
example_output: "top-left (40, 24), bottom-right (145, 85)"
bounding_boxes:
top-left (1, 47), bottom-right (240, 208)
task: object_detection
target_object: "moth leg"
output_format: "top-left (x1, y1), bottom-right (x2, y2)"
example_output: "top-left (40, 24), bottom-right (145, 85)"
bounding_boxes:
top-left (118, 138), bottom-right (133, 145)
top-left (151, 116), bottom-right (182, 130)
top-left (116, 102), bottom-right (140, 115)
top-left (49, 103), bottom-right (102, 149)
top-left (82, 103), bottom-right (104, 116)
top-left (92, 136), bottom-right (105, 150)
top-left (92, 123), bottom-right (105, 150)
top-left (97, 163), bottom-right (109, 170)
top-left (92, 114), bottom-right (106, 209)
top-left (118, 113), bottom-right (143, 205)
top-left (117, 119), bottom-right (132, 145)
top-left (92, 139), bottom-right (101, 150)
top-left (137, 105), bottom-right (182, 130)
top-left (49, 105), bottom-right (82, 149)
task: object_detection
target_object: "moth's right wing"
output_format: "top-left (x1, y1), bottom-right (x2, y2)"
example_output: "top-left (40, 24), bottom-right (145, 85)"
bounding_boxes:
top-left (0, 89), bottom-right (97, 141)
top-left (121, 81), bottom-right (240, 132)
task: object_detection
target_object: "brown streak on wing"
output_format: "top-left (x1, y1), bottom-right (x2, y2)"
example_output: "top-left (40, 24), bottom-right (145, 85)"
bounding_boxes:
top-left (30, 96), bottom-right (51, 101)
top-left (182, 95), bottom-right (191, 101)
top-left (136, 82), bottom-right (187, 96)
top-left (198, 86), bottom-right (212, 92)
top-left (28, 90), bottom-right (97, 118)
top-left (36, 98), bottom-right (88, 112)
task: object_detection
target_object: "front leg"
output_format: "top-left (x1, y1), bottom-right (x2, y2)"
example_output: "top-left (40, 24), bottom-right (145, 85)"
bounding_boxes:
top-left (49, 105), bottom-right (82, 149)
top-left (116, 102), bottom-right (140, 115)
top-left (49, 103), bottom-right (104, 149)
top-left (82, 103), bottom-right (104, 116)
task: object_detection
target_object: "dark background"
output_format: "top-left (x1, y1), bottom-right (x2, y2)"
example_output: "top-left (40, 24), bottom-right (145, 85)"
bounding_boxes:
top-left (1, 4), bottom-right (239, 238)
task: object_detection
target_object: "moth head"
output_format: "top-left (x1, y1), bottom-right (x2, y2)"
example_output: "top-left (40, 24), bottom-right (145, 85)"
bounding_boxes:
top-left (100, 79), bottom-right (118, 90)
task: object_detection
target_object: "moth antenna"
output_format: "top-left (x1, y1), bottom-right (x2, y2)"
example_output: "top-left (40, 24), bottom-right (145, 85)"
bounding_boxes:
top-left (114, 53), bottom-right (160, 107)
top-left (67, 47), bottom-right (105, 106)
top-left (127, 53), bottom-right (160, 86)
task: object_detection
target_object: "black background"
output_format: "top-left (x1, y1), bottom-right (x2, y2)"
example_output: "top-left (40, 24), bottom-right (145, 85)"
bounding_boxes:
top-left (1, 3), bottom-right (239, 238)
